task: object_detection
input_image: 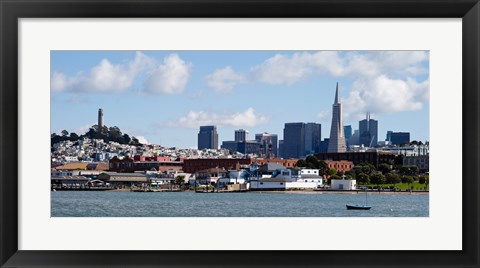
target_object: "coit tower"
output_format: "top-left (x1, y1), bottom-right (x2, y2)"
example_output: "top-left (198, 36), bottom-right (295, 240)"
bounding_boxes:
top-left (327, 83), bottom-right (346, 153)
top-left (98, 108), bottom-right (104, 132)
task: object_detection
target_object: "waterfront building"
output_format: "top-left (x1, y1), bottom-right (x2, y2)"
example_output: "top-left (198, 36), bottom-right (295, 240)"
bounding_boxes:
top-left (183, 158), bottom-right (253, 173)
top-left (253, 158), bottom-right (297, 168)
top-left (328, 83), bottom-right (347, 153)
top-left (108, 156), bottom-right (183, 173)
top-left (403, 155), bottom-right (429, 172)
top-left (315, 151), bottom-right (400, 168)
top-left (305, 123), bottom-right (322, 155)
top-left (198, 125), bottom-right (218, 150)
top-left (235, 129), bottom-right (249, 142)
top-left (98, 108), bottom-right (104, 132)
top-left (283, 122), bottom-right (305, 158)
top-left (386, 131), bottom-right (411, 146)
top-left (380, 144), bottom-right (429, 156)
top-left (331, 178), bottom-right (357, 190)
top-left (255, 132), bottom-right (278, 158)
top-left (359, 113), bottom-right (378, 147)
top-left (98, 172), bottom-right (148, 188)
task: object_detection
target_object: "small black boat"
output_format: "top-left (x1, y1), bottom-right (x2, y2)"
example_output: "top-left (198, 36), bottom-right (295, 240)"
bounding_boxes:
top-left (346, 188), bottom-right (372, 210)
top-left (346, 204), bottom-right (372, 210)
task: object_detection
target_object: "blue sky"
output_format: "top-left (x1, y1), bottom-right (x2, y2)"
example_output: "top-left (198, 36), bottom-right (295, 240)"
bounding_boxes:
top-left (51, 51), bottom-right (429, 148)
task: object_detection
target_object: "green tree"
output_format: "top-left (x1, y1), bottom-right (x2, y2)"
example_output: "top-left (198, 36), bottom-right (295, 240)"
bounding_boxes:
top-left (344, 170), bottom-right (356, 179)
top-left (370, 172), bottom-right (386, 185)
top-left (356, 162), bottom-right (376, 175)
top-left (175, 175), bottom-right (186, 190)
top-left (61, 130), bottom-right (69, 136)
top-left (401, 175), bottom-right (414, 184)
top-left (378, 163), bottom-right (392, 174)
top-left (123, 134), bottom-right (131, 144)
top-left (386, 173), bottom-right (401, 184)
top-left (69, 132), bottom-right (79, 141)
top-left (419, 175), bottom-right (429, 185)
top-left (330, 174), bottom-right (341, 180)
top-left (399, 166), bottom-right (419, 176)
top-left (326, 168), bottom-right (337, 177)
top-left (357, 173), bottom-right (370, 185)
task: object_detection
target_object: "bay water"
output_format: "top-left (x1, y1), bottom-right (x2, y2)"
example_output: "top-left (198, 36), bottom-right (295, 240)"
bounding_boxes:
top-left (51, 191), bottom-right (428, 217)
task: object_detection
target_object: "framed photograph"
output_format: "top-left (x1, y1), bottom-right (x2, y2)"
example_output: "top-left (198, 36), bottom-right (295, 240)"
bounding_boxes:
top-left (1, 0), bottom-right (479, 267)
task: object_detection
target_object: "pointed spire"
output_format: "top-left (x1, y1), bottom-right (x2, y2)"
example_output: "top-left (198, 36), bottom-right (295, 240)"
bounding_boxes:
top-left (334, 82), bottom-right (339, 104)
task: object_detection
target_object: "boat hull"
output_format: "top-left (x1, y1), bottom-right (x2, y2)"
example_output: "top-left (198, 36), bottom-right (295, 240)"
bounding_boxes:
top-left (346, 204), bottom-right (372, 210)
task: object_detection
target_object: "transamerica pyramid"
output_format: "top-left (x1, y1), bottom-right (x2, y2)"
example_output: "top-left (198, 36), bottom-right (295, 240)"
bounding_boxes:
top-left (327, 83), bottom-right (347, 153)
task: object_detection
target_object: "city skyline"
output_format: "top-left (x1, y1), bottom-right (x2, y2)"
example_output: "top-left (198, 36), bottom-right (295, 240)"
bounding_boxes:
top-left (51, 51), bottom-right (430, 148)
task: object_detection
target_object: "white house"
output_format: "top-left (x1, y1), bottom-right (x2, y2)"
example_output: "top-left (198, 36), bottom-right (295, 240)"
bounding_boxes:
top-left (331, 179), bottom-right (357, 190)
top-left (286, 178), bottom-right (323, 189)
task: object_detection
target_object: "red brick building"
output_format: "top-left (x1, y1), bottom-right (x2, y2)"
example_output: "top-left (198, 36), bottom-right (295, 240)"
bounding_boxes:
top-left (325, 160), bottom-right (354, 172)
top-left (182, 158), bottom-right (253, 173)
top-left (253, 158), bottom-right (298, 168)
top-left (133, 155), bottom-right (171, 162)
top-left (109, 156), bottom-right (183, 173)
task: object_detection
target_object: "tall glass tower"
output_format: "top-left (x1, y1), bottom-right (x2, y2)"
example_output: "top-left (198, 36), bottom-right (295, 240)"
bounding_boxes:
top-left (328, 83), bottom-right (346, 153)
top-left (198, 126), bottom-right (218, 149)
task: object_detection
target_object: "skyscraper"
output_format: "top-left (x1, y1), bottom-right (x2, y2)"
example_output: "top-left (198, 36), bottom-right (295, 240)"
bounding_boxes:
top-left (387, 131), bottom-right (410, 145)
top-left (304, 123), bottom-right (321, 155)
top-left (234, 129), bottom-right (249, 142)
top-left (283, 122), bottom-right (305, 158)
top-left (255, 132), bottom-right (278, 158)
top-left (98, 108), bottom-right (104, 132)
top-left (328, 83), bottom-right (346, 153)
top-left (344, 125), bottom-right (352, 147)
top-left (359, 112), bottom-right (378, 147)
top-left (197, 126), bottom-right (218, 150)
top-left (344, 125), bottom-right (352, 140)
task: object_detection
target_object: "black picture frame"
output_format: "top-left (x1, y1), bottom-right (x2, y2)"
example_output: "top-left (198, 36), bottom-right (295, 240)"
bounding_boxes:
top-left (1, 0), bottom-right (479, 267)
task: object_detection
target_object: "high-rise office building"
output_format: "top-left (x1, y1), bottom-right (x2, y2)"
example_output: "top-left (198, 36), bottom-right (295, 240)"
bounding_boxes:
top-left (344, 125), bottom-right (352, 140)
top-left (344, 125), bottom-right (352, 147)
top-left (349, 129), bottom-right (360, 146)
top-left (304, 123), bottom-right (321, 155)
top-left (98, 108), bottom-right (104, 132)
top-left (328, 83), bottom-right (346, 153)
top-left (255, 132), bottom-right (278, 158)
top-left (197, 125), bottom-right (218, 149)
top-left (283, 122), bottom-right (305, 158)
top-left (234, 129), bottom-right (249, 142)
top-left (319, 138), bottom-right (330, 153)
top-left (387, 131), bottom-right (410, 145)
top-left (359, 112), bottom-right (378, 147)
top-left (278, 140), bottom-right (284, 158)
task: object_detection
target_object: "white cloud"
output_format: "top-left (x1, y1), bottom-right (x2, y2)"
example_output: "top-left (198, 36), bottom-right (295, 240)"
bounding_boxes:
top-left (206, 66), bottom-right (246, 93)
top-left (251, 51), bottom-right (344, 85)
top-left (343, 75), bottom-right (429, 119)
top-left (51, 52), bottom-right (192, 95)
top-left (143, 54), bottom-right (192, 94)
top-left (51, 51), bottom-right (154, 92)
top-left (134, 136), bottom-right (149, 144)
top-left (165, 107), bottom-right (268, 128)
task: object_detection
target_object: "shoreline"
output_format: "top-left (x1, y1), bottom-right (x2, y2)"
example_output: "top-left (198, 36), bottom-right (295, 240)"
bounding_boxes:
top-left (102, 189), bottom-right (428, 195)
top-left (252, 190), bottom-right (429, 195)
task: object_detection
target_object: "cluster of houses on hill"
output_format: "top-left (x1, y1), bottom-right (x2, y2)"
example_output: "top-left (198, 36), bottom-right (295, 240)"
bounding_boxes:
top-left (51, 157), bottom-right (358, 191)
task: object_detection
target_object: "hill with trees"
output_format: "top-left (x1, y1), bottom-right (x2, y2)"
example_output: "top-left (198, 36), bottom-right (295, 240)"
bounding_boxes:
top-left (51, 125), bottom-right (143, 147)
